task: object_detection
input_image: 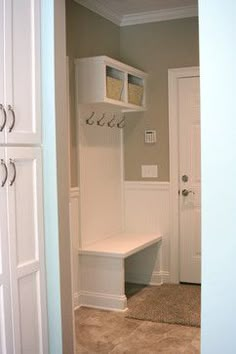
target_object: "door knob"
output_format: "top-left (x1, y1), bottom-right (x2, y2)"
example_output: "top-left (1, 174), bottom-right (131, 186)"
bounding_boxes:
top-left (182, 189), bottom-right (195, 197)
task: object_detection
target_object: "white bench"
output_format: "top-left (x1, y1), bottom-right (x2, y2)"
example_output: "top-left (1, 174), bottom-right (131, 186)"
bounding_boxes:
top-left (78, 233), bottom-right (162, 311)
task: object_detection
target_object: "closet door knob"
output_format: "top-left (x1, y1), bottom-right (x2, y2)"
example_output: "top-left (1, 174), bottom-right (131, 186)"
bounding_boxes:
top-left (0, 104), bottom-right (7, 132)
top-left (8, 105), bottom-right (16, 132)
top-left (1, 159), bottom-right (8, 187)
top-left (9, 159), bottom-right (16, 186)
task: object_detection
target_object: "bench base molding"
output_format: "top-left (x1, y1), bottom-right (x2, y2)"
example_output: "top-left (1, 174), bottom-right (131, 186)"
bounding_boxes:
top-left (78, 236), bottom-right (162, 311)
top-left (75, 291), bottom-right (127, 312)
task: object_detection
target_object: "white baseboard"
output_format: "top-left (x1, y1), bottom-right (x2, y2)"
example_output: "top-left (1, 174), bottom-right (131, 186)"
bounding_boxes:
top-left (74, 271), bottom-right (171, 310)
top-left (150, 271), bottom-right (170, 285)
top-left (75, 291), bottom-right (128, 312)
top-left (126, 271), bottom-right (170, 286)
top-left (73, 292), bottom-right (80, 310)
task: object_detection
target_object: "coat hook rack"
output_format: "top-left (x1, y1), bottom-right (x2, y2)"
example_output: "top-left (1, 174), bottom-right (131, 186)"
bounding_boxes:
top-left (86, 111), bottom-right (95, 125)
top-left (97, 113), bottom-right (106, 127)
top-left (107, 114), bottom-right (116, 128)
top-left (117, 116), bottom-right (125, 129)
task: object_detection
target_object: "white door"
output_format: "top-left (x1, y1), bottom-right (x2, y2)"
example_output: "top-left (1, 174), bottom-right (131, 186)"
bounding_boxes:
top-left (0, 148), bottom-right (14, 354)
top-left (5, 0), bottom-right (41, 145)
top-left (6, 147), bottom-right (48, 354)
top-left (179, 76), bottom-right (201, 284)
top-left (0, 0), bottom-right (6, 144)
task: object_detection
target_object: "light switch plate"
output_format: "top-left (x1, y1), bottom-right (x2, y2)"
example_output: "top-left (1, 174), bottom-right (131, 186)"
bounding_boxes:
top-left (141, 165), bottom-right (158, 178)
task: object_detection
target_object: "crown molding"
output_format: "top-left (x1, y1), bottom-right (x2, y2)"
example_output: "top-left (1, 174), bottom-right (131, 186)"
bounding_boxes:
top-left (120, 6), bottom-right (198, 27)
top-left (74, 1), bottom-right (198, 27)
top-left (74, 0), bottom-right (122, 26)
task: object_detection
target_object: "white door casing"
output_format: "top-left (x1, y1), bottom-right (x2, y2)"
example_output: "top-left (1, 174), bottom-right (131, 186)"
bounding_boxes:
top-left (6, 147), bottom-right (48, 354)
top-left (168, 67), bottom-right (200, 284)
top-left (178, 77), bottom-right (201, 283)
top-left (0, 148), bottom-right (14, 354)
top-left (4, 0), bottom-right (41, 145)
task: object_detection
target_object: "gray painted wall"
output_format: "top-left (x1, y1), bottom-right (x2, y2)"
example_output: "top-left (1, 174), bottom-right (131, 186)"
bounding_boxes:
top-left (120, 18), bottom-right (199, 181)
top-left (66, 3), bottom-right (199, 185)
top-left (66, 1), bottom-right (120, 186)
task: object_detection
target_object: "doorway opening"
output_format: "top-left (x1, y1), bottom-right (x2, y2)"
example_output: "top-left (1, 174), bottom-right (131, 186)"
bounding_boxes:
top-left (66, 1), bottom-right (201, 352)
top-left (168, 67), bottom-right (201, 285)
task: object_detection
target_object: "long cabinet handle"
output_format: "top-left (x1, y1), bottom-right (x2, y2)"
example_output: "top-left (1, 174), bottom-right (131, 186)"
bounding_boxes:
top-left (9, 159), bottom-right (16, 186)
top-left (8, 105), bottom-right (15, 133)
top-left (1, 159), bottom-right (8, 187)
top-left (0, 104), bottom-right (7, 132)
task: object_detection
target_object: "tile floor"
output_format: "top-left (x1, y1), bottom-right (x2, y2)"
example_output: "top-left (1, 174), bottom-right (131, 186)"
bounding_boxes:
top-left (75, 285), bottom-right (200, 353)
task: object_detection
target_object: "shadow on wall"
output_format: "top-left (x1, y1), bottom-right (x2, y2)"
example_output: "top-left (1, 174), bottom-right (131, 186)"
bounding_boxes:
top-left (125, 243), bottom-right (161, 285)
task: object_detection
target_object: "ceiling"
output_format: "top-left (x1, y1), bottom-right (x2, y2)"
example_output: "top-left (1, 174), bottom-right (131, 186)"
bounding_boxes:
top-left (75, 0), bottom-right (198, 26)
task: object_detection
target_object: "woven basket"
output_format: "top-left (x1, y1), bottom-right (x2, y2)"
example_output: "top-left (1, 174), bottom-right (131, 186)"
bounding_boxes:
top-left (106, 76), bottom-right (123, 101)
top-left (128, 83), bottom-right (143, 106)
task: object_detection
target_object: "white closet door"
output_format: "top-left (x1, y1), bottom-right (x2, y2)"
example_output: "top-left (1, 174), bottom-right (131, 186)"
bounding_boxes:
top-left (5, 0), bottom-right (41, 145)
top-left (6, 147), bottom-right (48, 354)
top-left (179, 76), bottom-right (201, 283)
top-left (0, 148), bottom-right (14, 354)
top-left (0, 0), bottom-right (6, 144)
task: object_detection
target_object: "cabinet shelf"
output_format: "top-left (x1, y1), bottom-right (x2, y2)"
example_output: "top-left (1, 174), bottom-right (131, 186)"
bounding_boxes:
top-left (75, 56), bottom-right (147, 112)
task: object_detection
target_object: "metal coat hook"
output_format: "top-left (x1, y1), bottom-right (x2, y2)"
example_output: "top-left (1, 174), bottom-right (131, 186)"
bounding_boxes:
top-left (107, 114), bottom-right (116, 128)
top-left (117, 116), bottom-right (125, 129)
top-left (97, 113), bottom-right (106, 127)
top-left (86, 112), bottom-right (95, 125)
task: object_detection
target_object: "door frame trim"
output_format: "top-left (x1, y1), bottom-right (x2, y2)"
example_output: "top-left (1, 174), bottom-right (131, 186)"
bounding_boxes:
top-left (168, 67), bottom-right (200, 283)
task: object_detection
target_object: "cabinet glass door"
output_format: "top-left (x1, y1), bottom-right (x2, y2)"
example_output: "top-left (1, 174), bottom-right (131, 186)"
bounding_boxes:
top-left (5, 0), bottom-right (41, 145)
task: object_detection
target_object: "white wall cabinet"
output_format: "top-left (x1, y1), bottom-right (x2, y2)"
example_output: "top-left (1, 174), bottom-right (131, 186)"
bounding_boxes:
top-left (0, 147), bottom-right (48, 354)
top-left (76, 56), bottom-right (147, 112)
top-left (0, 1), bottom-right (48, 353)
top-left (0, 0), bottom-right (41, 145)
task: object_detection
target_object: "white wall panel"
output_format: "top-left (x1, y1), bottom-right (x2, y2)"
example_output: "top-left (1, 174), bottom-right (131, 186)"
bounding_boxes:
top-left (78, 106), bottom-right (124, 247)
top-left (124, 182), bottom-right (170, 283)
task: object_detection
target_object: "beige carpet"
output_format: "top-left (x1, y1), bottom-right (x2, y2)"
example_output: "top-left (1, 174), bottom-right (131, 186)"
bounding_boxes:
top-left (126, 284), bottom-right (201, 327)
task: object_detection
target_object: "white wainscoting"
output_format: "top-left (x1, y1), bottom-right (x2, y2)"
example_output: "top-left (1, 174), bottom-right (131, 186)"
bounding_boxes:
top-left (69, 187), bottom-right (80, 309)
top-left (124, 181), bottom-right (170, 284)
top-left (70, 182), bottom-right (171, 309)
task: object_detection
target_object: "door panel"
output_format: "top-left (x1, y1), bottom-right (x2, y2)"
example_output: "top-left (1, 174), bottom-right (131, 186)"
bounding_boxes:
top-left (0, 0), bottom-right (6, 144)
top-left (6, 147), bottom-right (48, 354)
top-left (0, 147), bottom-right (13, 354)
top-left (179, 76), bottom-right (201, 284)
top-left (5, 0), bottom-right (41, 145)
top-left (13, 158), bottom-right (37, 265)
top-left (18, 273), bottom-right (41, 354)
